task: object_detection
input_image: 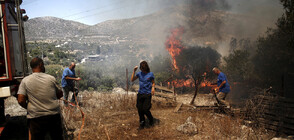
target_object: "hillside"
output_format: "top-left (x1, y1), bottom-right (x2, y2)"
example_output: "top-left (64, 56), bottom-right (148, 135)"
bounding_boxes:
top-left (24, 5), bottom-right (273, 43)
top-left (24, 17), bottom-right (89, 40)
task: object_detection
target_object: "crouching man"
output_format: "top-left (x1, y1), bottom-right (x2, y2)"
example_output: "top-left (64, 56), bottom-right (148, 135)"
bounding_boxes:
top-left (17, 57), bottom-right (63, 140)
top-left (212, 67), bottom-right (231, 107)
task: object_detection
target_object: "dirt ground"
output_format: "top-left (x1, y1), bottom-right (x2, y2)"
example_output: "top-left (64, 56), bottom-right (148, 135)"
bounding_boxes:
top-left (61, 90), bottom-right (273, 140)
top-left (1, 89), bottom-right (275, 140)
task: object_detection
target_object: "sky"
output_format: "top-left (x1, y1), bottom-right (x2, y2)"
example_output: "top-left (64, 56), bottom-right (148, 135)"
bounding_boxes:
top-left (22, 0), bottom-right (284, 25)
top-left (22, 0), bottom-right (177, 25)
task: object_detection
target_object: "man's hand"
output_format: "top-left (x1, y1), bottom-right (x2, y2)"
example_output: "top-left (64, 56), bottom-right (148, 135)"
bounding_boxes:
top-left (151, 80), bottom-right (155, 96)
top-left (134, 66), bottom-right (138, 72)
top-left (75, 77), bottom-right (82, 81)
top-left (214, 87), bottom-right (220, 93)
top-left (131, 66), bottom-right (138, 82)
top-left (151, 87), bottom-right (155, 96)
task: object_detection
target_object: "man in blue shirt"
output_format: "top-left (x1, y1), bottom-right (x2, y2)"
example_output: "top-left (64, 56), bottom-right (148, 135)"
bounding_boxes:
top-left (131, 61), bottom-right (156, 130)
top-left (212, 67), bottom-right (231, 107)
top-left (61, 62), bottom-right (81, 105)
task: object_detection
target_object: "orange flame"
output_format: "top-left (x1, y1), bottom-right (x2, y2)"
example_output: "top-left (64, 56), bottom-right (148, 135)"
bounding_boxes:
top-left (165, 28), bottom-right (216, 89)
top-left (165, 27), bottom-right (184, 70)
top-left (172, 79), bottom-right (194, 88)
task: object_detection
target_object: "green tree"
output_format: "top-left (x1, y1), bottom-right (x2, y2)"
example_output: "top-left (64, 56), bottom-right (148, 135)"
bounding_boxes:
top-left (45, 65), bottom-right (64, 85)
top-left (223, 50), bottom-right (251, 83)
top-left (176, 46), bottom-right (221, 104)
top-left (253, 0), bottom-right (294, 89)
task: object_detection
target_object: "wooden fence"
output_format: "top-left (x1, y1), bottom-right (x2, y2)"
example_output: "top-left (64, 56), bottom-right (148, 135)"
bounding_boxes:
top-left (131, 84), bottom-right (175, 100)
top-left (256, 95), bottom-right (294, 135)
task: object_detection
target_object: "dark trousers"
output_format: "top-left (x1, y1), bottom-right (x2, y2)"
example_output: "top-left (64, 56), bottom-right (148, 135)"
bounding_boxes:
top-left (28, 114), bottom-right (63, 140)
top-left (62, 86), bottom-right (79, 103)
top-left (136, 93), bottom-right (153, 125)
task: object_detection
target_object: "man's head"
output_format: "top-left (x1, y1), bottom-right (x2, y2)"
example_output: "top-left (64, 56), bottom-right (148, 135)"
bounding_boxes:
top-left (30, 57), bottom-right (45, 73)
top-left (69, 62), bottom-right (76, 70)
top-left (212, 67), bottom-right (221, 75)
top-left (139, 61), bottom-right (150, 73)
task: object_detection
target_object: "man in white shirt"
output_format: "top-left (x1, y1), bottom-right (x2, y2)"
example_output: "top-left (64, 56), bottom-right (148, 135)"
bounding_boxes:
top-left (18, 57), bottom-right (63, 140)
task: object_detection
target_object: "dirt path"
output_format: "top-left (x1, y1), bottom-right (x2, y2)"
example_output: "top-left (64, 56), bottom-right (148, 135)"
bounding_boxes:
top-left (175, 93), bottom-right (217, 106)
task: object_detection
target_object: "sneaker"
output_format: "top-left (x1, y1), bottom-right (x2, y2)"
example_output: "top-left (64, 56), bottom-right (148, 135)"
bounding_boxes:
top-left (150, 118), bottom-right (160, 126)
top-left (154, 118), bottom-right (160, 125)
top-left (137, 121), bottom-right (145, 130)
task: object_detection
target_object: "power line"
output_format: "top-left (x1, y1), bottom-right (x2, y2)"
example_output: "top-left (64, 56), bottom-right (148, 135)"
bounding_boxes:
top-left (22, 0), bottom-right (41, 6)
top-left (71, 1), bottom-right (140, 21)
top-left (62, 0), bottom-right (124, 19)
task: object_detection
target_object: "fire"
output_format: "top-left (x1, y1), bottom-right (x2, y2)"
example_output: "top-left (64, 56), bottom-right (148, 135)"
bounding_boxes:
top-left (171, 78), bottom-right (216, 89)
top-left (165, 27), bottom-right (184, 70)
top-left (165, 28), bottom-right (216, 90)
top-left (200, 81), bottom-right (215, 88)
top-left (200, 72), bottom-right (216, 88)
top-left (172, 79), bottom-right (194, 88)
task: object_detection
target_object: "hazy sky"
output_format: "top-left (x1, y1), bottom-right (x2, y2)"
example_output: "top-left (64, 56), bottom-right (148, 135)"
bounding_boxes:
top-left (22, 0), bottom-right (284, 25)
top-left (22, 0), bottom-right (176, 25)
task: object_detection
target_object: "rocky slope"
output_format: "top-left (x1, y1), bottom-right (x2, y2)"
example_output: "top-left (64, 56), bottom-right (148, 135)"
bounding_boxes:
top-left (24, 16), bottom-right (89, 40)
top-left (24, 5), bottom-right (273, 44)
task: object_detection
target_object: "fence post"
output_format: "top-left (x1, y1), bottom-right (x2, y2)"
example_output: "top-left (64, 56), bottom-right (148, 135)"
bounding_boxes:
top-left (126, 68), bottom-right (128, 95)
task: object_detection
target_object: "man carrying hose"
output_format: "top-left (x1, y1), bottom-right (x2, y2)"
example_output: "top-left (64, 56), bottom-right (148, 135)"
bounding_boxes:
top-left (61, 62), bottom-right (81, 105)
top-left (17, 57), bottom-right (63, 140)
top-left (212, 67), bottom-right (231, 107)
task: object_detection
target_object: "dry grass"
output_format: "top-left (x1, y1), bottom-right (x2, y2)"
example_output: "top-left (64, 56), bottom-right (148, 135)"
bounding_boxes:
top-left (61, 91), bottom-right (274, 140)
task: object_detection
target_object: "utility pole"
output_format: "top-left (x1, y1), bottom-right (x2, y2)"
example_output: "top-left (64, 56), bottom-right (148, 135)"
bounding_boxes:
top-left (126, 68), bottom-right (128, 95)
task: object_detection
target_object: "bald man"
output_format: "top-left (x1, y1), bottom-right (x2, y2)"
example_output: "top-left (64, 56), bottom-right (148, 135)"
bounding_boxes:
top-left (212, 67), bottom-right (231, 107)
top-left (61, 62), bottom-right (81, 105)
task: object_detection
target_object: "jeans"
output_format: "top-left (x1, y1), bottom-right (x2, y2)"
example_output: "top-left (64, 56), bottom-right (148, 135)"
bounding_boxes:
top-left (62, 86), bottom-right (79, 104)
top-left (136, 93), bottom-right (153, 126)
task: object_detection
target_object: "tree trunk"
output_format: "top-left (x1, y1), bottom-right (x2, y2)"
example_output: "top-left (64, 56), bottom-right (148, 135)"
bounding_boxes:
top-left (190, 77), bottom-right (199, 105)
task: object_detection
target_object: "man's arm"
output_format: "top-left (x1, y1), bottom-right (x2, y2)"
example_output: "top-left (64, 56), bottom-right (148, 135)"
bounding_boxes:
top-left (65, 76), bottom-right (81, 81)
top-left (53, 77), bottom-right (63, 99)
top-left (216, 80), bottom-right (226, 92)
top-left (56, 88), bottom-right (63, 99)
top-left (151, 80), bottom-right (155, 96)
top-left (131, 66), bottom-right (138, 82)
top-left (18, 94), bottom-right (27, 109)
top-left (219, 80), bottom-right (226, 88)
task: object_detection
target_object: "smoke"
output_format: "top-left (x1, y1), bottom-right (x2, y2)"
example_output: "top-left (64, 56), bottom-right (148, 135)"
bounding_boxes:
top-left (85, 0), bottom-right (284, 74)
top-left (86, 0), bottom-right (284, 62)
top-left (134, 0), bottom-right (283, 57)
top-left (187, 0), bottom-right (231, 11)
